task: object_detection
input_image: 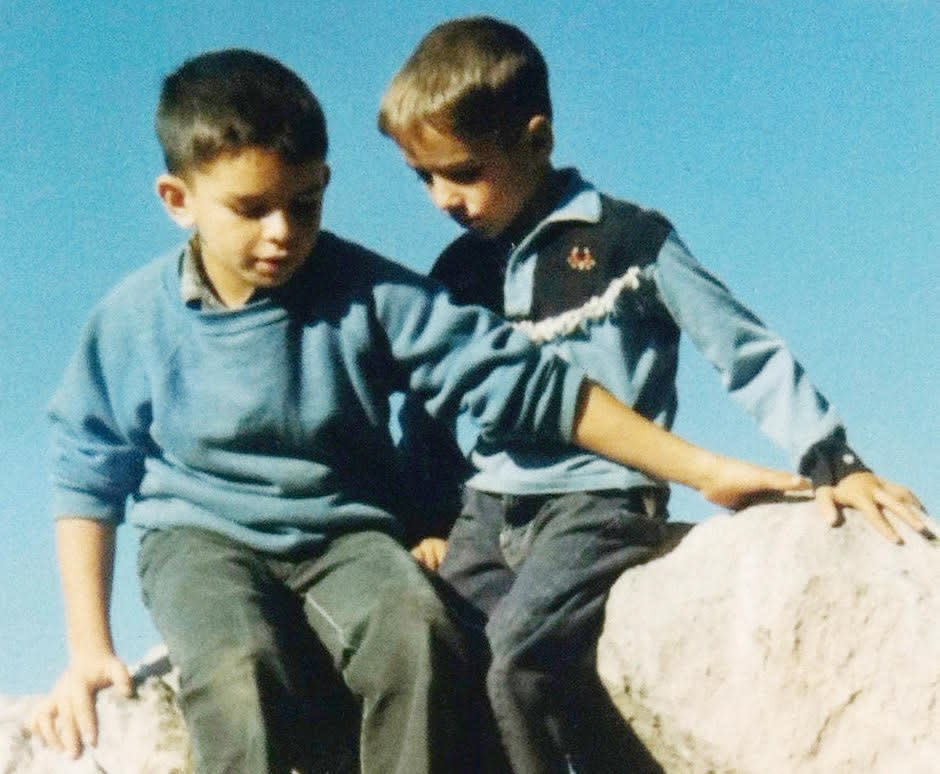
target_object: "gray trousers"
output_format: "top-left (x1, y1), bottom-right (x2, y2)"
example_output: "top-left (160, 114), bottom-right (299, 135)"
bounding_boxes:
top-left (137, 527), bottom-right (493, 774)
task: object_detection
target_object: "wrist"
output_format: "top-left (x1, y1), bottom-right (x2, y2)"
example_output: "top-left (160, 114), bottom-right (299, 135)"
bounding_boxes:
top-left (683, 447), bottom-right (724, 494)
top-left (799, 433), bottom-right (870, 488)
top-left (67, 629), bottom-right (115, 662)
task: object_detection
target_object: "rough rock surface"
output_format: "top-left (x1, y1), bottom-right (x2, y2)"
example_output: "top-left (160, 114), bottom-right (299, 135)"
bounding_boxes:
top-left (598, 500), bottom-right (939, 774)
top-left (0, 647), bottom-right (190, 773)
top-left (4, 502), bottom-right (936, 773)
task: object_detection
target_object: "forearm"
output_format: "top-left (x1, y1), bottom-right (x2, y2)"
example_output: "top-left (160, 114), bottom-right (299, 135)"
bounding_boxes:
top-left (55, 517), bottom-right (118, 660)
top-left (571, 382), bottom-right (719, 488)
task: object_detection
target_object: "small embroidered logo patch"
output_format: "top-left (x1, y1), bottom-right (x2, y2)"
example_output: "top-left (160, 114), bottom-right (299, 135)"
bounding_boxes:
top-left (567, 245), bottom-right (596, 271)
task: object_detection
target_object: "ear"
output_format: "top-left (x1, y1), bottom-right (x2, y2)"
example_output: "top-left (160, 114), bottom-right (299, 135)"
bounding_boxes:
top-left (155, 174), bottom-right (196, 228)
top-left (320, 163), bottom-right (332, 190)
top-left (524, 115), bottom-right (554, 161)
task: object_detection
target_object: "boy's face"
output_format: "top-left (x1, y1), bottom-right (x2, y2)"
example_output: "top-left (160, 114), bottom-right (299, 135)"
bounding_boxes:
top-left (157, 146), bottom-right (330, 308)
top-left (395, 120), bottom-right (551, 240)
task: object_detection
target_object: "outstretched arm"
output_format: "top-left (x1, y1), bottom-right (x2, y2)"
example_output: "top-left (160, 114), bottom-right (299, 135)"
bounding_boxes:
top-left (571, 382), bottom-right (808, 509)
top-left (572, 382), bottom-right (932, 541)
top-left (31, 518), bottom-right (132, 758)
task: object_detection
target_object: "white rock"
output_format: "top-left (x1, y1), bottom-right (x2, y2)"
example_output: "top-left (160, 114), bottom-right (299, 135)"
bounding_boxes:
top-left (597, 501), bottom-right (940, 774)
top-left (0, 646), bottom-right (190, 774)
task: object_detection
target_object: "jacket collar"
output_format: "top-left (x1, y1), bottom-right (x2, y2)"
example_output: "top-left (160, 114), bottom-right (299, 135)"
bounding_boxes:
top-left (512, 168), bottom-right (601, 256)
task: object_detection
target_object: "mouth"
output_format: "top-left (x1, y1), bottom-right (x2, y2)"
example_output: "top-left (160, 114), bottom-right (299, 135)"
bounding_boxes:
top-left (254, 255), bottom-right (294, 277)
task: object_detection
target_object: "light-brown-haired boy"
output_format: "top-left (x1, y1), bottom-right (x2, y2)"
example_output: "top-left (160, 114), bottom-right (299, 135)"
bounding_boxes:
top-left (379, 16), bottom-right (930, 773)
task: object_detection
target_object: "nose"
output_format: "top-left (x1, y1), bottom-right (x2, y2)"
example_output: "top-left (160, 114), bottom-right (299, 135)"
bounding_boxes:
top-left (429, 176), bottom-right (463, 213)
top-left (261, 209), bottom-right (292, 243)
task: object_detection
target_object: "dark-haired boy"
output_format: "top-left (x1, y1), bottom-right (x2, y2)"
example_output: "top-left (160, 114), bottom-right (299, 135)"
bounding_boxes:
top-left (30, 48), bottom-right (808, 774)
top-left (379, 16), bottom-right (930, 773)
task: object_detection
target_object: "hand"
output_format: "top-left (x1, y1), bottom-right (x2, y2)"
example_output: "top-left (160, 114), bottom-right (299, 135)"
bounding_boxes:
top-left (30, 652), bottom-right (132, 759)
top-left (815, 471), bottom-right (933, 544)
top-left (698, 456), bottom-right (811, 510)
top-left (410, 537), bottom-right (448, 571)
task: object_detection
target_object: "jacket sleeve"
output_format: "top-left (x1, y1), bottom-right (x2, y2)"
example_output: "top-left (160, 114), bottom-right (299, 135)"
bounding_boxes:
top-left (651, 230), bottom-right (868, 486)
top-left (48, 307), bottom-right (150, 521)
top-left (373, 267), bottom-right (587, 448)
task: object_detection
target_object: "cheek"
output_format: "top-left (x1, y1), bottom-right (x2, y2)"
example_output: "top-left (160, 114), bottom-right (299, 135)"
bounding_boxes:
top-left (467, 186), bottom-right (495, 215)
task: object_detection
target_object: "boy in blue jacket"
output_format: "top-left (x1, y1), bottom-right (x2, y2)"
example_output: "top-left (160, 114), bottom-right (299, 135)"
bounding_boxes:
top-left (379, 17), bottom-right (931, 773)
top-left (30, 49), bottom-right (807, 774)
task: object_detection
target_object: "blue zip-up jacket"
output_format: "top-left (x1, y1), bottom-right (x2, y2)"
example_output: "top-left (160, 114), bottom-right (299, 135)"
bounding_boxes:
top-left (399, 170), bottom-right (866, 513)
top-left (48, 231), bottom-right (586, 554)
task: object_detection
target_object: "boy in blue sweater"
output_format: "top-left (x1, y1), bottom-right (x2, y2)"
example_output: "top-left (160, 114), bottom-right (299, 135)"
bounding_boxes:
top-left (379, 17), bottom-right (931, 774)
top-left (30, 49), bottom-right (808, 774)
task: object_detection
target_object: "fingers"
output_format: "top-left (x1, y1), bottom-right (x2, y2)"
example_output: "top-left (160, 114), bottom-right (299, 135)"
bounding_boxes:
top-left (872, 485), bottom-right (934, 539)
top-left (30, 698), bottom-right (65, 754)
top-left (28, 663), bottom-right (118, 759)
top-left (71, 680), bottom-right (99, 752)
top-left (881, 479), bottom-right (928, 514)
top-left (824, 473), bottom-right (932, 544)
top-left (430, 538), bottom-right (448, 567)
top-left (30, 691), bottom-right (85, 759)
top-left (814, 486), bottom-right (842, 527)
top-left (854, 491), bottom-right (903, 545)
top-left (410, 542), bottom-right (435, 570)
top-left (411, 538), bottom-right (448, 571)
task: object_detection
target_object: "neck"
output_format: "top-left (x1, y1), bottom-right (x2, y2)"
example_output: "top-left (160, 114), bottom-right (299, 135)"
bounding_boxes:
top-left (502, 166), bottom-right (565, 245)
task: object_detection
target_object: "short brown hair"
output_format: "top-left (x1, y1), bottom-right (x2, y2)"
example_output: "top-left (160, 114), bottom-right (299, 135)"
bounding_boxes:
top-left (378, 17), bottom-right (551, 145)
top-left (156, 49), bottom-right (327, 176)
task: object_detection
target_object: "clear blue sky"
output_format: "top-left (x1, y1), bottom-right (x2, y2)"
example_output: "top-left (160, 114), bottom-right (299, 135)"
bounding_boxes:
top-left (1, 1), bottom-right (937, 696)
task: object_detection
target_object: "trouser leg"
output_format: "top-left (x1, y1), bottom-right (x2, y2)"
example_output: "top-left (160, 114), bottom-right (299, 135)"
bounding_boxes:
top-left (438, 491), bottom-right (517, 772)
top-left (286, 529), bottom-right (489, 774)
top-left (137, 528), bottom-right (318, 774)
top-left (476, 491), bottom-right (668, 774)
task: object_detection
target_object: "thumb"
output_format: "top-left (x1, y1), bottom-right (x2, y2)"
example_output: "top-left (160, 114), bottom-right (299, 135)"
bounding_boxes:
top-left (769, 471), bottom-right (811, 492)
top-left (110, 660), bottom-right (134, 698)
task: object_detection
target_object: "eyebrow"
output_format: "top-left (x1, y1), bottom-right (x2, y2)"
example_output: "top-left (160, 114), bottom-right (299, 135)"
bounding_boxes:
top-left (225, 183), bottom-right (324, 206)
top-left (410, 159), bottom-right (482, 177)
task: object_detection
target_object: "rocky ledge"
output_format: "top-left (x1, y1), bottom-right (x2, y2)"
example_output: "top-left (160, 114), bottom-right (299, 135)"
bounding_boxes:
top-left (3, 502), bottom-right (936, 773)
top-left (598, 500), bottom-right (938, 773)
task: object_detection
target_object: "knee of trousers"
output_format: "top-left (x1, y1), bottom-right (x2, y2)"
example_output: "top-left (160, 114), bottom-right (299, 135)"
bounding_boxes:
top-left (484, 615), bottom-right (574, 714)
top-left (376, 576), bottom-right (462, 642)
top-left (174, 639), bottom-right (291, 721)
top-left (345, 581), bottom-right (468, 694)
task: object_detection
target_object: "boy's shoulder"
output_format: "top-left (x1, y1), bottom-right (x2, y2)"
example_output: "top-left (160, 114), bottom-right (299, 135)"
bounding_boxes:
top-left (312, 230), bottom-right (441, 296)
top-left (429, 174), bottom-right (675, 311)
top-left (592, 191), bottom-right (674, 263)
top-left (558, 172), bottom-right (674, 253)
top-left (87, 247), bottom-right (181, 327)
top-left (295, 230), bottom-right (448, 324)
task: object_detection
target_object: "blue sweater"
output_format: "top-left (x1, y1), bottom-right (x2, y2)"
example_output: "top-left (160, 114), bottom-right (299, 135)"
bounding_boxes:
top-left (48, 231), bottom-right (585, 553)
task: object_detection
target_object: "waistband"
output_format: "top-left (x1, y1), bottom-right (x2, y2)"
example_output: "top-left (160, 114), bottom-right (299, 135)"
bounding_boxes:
top-left (470, 486), bottom-right (669, 526)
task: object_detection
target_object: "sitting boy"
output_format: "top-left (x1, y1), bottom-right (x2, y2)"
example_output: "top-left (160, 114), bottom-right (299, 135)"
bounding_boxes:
top-left (29, 48), bottom-right (808, 774)
top-left (378, 17), bottom-right (930, 773)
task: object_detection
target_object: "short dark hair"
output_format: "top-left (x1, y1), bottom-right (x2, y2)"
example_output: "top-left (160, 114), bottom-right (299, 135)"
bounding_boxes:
top-left (156, 49), bottom-right (327, 176)
top-left (378, 16), bottom-right (551, 145)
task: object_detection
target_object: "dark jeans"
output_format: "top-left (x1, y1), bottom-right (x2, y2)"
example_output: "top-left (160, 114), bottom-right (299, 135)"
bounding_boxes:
top-left (440, 488), bottom-right (669, 774)
top-left (138, 527), bottom-right (491, 774)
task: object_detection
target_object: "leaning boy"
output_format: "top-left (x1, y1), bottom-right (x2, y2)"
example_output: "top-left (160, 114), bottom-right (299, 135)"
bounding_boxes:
top-left (379, 17), bottom-right (930, 773)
